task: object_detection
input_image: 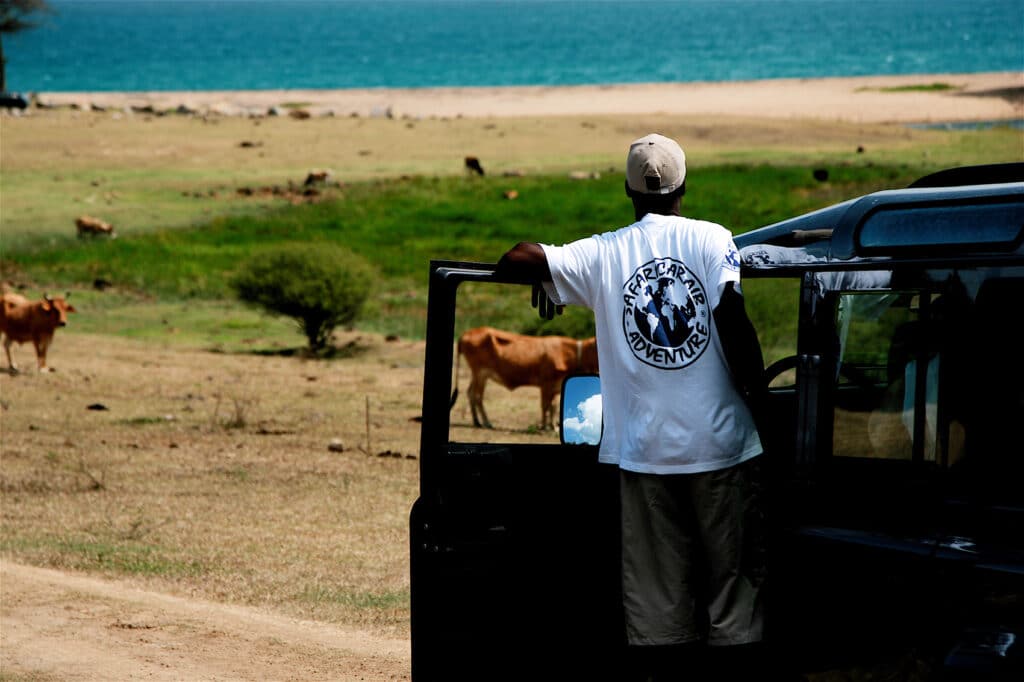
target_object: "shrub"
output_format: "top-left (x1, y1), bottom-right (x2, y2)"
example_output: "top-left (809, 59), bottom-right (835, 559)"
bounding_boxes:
top-left (231, 244), bottom-right (372, 352)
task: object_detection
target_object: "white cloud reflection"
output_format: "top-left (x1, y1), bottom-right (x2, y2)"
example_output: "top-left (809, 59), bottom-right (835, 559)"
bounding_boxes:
top-left (563, 393), bottom-right (602, 445)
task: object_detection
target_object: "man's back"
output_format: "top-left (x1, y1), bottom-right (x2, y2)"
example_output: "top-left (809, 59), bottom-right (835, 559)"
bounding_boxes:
top-left (540, 212), bottom-right (762, 474)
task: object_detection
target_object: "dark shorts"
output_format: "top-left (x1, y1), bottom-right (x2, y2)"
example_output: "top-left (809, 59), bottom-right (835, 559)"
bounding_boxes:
top-left (620, 457), bottom-right (766, 647)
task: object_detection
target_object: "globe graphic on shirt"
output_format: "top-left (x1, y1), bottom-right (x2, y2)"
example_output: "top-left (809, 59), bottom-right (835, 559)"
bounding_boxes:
top-left (621, 258), bottom-right (711, 370)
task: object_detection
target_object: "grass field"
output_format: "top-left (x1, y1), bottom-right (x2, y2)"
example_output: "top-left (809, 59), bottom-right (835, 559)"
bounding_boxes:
top-left (1, 107), bottom-right (1021, 673)
top-left (4, 107), bottom-right (1019, 249)
top-left (5, 111), bottom-right (1021, 348)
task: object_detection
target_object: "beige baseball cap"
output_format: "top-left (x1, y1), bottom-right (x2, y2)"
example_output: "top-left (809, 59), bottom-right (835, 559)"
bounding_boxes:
top-left (626, 133), bottom-right (686, 194)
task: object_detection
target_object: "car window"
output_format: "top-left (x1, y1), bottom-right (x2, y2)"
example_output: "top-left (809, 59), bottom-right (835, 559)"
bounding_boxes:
top-left (449, 281), bottom-right (597, 444)
top-left (742, 276), bottom-right (800, 387)
top-left (830, 268), bottom-right (1021, 468)
top-left (832, 290), bottom-right (933, 461)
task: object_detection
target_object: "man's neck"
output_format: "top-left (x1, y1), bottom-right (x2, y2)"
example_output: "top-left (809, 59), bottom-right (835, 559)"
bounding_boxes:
top-left (634, 208), bottom-right (681, 221)
top-left (632, 198), bottom-right (682, 222)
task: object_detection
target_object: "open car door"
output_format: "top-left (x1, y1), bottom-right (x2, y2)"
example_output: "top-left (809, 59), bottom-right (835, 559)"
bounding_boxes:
top-left (409, 262), bottom-right (625, 681)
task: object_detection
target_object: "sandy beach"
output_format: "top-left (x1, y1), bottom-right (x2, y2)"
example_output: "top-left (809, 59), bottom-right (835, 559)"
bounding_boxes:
top-left (33, 72), bottom-right (1023, 123)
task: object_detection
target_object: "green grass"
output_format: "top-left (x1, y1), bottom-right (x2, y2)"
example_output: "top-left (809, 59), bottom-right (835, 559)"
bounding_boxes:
top-left (297, 585), bottom-right (410, 610)
top-left (3, 124), bottom-right (1018, 252)
top-left (0, 159), bottom-right (997, 347)
top-left (0, 536), bottom-right (205, 577)
top-left (874, 82), bottom-right (961, 93)
top-left (25, 290), bottom-right (304, 353)
top-left (0, 167), bottom-right (287, 252)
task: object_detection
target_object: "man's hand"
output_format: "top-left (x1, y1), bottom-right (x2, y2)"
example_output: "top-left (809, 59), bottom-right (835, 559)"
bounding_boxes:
top-left (532, 283), bottom-right (563, 320)
top-left (496, 242), bottom-right (561, 320)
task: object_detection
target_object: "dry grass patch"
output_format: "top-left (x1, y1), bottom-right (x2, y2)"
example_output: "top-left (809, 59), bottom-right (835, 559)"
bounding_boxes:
top-left (0, 328), bottom-right (560, 638)
top-left (0, 331), bottom-right (427, 637)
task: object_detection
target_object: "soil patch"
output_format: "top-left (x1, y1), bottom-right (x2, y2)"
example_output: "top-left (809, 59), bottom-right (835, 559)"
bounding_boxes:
top-left (1, 561), bottom-right (410, 681)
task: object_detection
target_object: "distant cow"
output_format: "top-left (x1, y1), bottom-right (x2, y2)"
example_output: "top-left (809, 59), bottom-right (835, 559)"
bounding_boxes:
top-left (453, 326), bottom-right (598, 430)
top-left (75, 215), bottom-right (116, 238)
top-left (304, 169), bottom-right (333, 186)
top-left (0, 292), bottom-right (77, 372)
top-left (464, 156), bottom-right (485, 176)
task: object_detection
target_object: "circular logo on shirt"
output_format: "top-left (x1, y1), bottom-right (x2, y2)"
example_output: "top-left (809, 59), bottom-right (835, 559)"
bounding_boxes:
top-left (621, 257), bottom-right (711, 369)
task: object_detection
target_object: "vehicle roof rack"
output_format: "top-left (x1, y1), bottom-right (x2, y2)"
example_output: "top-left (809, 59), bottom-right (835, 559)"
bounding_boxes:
top-left (908, 162), bottom-right (1024, 188)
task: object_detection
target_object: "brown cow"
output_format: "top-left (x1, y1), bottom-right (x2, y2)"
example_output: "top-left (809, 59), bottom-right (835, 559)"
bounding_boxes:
top-left (75, 215), bottom-right (116, 238)
top-left (453, 326), bottom-right (598, 430)
top-left (0, 292), bottom-right (77, 373)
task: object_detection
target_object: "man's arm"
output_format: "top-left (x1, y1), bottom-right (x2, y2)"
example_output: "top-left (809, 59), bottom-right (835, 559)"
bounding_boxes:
top-left (495, 242), bottom-right (551, 281)
top-left (495, 242), bottom-right (561, 320)
top-left (713, 282), bottom-right (767, 406)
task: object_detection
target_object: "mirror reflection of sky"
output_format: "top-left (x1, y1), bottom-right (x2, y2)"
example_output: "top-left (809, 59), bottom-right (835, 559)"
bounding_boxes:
top-left (563, 376), bottom-right (602, 445)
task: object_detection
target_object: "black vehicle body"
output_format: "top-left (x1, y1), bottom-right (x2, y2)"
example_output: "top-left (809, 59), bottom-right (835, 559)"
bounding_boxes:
top-left (411, 165), bottom-right (1024, 680)
top-left (0, 91), bottom-right (29, 109)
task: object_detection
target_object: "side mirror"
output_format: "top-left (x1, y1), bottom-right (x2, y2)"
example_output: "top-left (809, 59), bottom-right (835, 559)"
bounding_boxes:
top-left (560, 374), bottom-right (602, 445)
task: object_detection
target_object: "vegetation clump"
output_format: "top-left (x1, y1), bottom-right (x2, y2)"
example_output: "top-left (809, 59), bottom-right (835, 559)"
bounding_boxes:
top-left (881, 82), bottom-right (960, 92)
top-left (231, 244), bottom-right (371, 352)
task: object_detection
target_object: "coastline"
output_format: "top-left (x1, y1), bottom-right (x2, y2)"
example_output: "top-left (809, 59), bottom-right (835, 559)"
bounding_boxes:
top-left (31, 72), bottom-right (1023, 124)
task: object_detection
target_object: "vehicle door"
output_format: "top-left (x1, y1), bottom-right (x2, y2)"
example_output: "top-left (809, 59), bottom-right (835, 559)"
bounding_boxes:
top-left (406, 259), bottom-right (837, 680)
top-left (409, 261), bottom-right (624, 681)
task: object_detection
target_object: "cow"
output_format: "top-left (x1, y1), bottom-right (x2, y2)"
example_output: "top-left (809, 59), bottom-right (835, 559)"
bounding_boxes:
top-left (0, 292), bottom-right (77, 373)
top-left (452, 326), bottom-right (598, 430)
top-left (464, 156), bottom-right (485, 176)
top-left (75, 215), bottom-right (116, 238)
top-left (303, 169), bottom-right (333, 186)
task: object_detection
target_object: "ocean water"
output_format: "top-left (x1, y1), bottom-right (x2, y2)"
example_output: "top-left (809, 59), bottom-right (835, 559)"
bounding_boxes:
top-left (5, 0), bottom-right (1023, 93)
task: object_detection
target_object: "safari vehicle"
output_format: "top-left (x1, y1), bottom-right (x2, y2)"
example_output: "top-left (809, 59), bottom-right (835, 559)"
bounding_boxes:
top-left (410, 164), bottom-right (1024, 680)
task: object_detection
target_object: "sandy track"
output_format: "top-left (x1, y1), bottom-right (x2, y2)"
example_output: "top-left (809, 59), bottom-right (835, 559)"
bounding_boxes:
top-left (1, 561), bottom-right (411, 681)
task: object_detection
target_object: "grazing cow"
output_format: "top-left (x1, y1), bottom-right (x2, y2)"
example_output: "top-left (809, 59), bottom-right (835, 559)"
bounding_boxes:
top-left (464, 156), bottom-right (485, 176)
top-left (453, 326), bottom-right (598, 430)
top-left (0, 292), bottom-right (77, 373)
top-left (75, 215), bottom-right (116, 238)
top-left (304, 169), bottom-right (333, 186)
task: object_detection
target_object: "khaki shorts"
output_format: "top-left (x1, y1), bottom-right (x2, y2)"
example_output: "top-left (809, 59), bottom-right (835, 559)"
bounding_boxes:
top-left (620, 457), bottom-right (766, 647)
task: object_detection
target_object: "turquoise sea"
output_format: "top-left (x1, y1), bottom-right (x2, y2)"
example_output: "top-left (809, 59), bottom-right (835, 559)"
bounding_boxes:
top-left (5, 0), bottom-right (1023, 93)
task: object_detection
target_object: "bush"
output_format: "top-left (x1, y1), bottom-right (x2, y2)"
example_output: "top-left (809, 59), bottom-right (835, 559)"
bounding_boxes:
top-left (231, 244), bottom-right (372, 352)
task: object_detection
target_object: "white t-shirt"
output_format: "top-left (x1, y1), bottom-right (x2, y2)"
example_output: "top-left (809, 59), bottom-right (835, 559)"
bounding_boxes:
top-left (542, 213), bottom-right (763, 474)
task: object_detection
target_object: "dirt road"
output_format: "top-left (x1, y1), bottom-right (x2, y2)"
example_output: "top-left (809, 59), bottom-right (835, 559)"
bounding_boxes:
top-left (1, 561), bottom-right (411, 681)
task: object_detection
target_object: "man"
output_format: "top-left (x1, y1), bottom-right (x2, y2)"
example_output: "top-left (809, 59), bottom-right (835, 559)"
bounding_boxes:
top-left (496, 134), bottom-right (767, 681)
